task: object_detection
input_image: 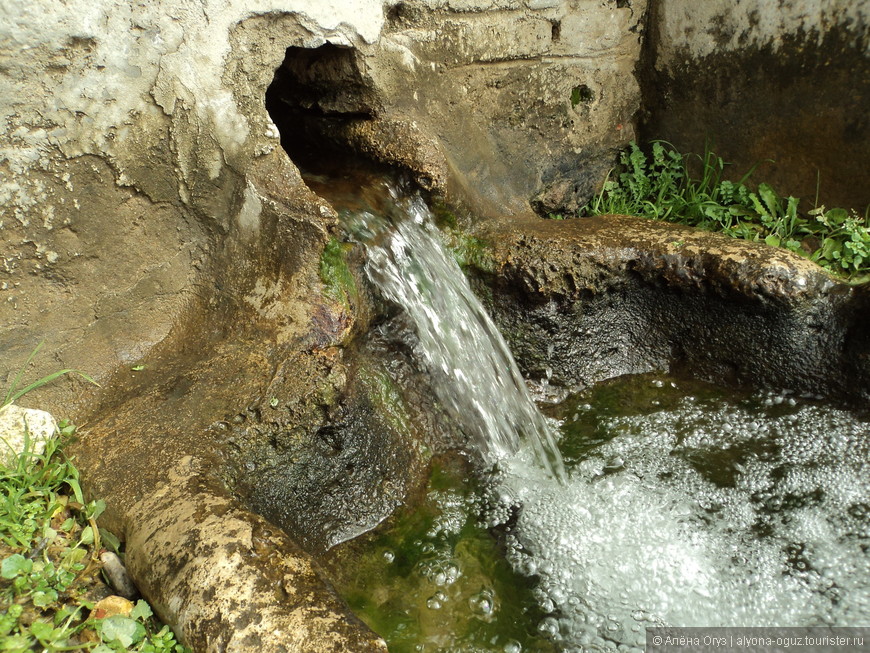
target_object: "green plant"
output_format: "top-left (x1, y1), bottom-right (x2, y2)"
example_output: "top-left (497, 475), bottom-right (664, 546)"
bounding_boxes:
top-left (429, 200), bottom-right (496, 273)
top-left (319, 237), bottom-right (358, 307)
top-left (580, 141), bottom-right (870, 280)
top-left (444, 232), bottom-right (495, 273)
top-left (0, 425), bottom-right (190, 652)
top-left (806, 206), bottom-right (870, 275)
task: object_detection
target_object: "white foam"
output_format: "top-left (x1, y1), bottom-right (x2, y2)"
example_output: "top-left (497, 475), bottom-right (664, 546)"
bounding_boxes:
top-left (490, 399), bottom-right (870, 649)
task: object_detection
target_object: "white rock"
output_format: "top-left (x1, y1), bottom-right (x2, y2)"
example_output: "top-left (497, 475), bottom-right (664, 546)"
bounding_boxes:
top-left (0, 404), bottom-right (58, 465)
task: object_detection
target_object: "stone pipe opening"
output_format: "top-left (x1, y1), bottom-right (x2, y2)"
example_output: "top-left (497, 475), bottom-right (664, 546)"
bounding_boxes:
top-left (265, 43), bottom-right (380, 174)
top-left (266, 41), bottom-right (447, 198)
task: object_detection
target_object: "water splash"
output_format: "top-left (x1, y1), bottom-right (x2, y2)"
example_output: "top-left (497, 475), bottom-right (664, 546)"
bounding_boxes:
top-left (344, 186), bottom-right (566, 482)
top-left (338, 183), bottom-right (867, 651)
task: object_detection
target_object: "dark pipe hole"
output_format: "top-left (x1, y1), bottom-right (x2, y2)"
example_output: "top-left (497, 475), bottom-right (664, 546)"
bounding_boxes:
top-left (266, 43), bottom-right (415, 209)
top-left (265, 44), bottom-right (378, 172)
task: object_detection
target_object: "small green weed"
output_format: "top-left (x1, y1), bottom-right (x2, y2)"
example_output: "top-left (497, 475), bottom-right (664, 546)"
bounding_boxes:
top-left (430, 199), bottom-right (495, 273)
top-left (579, 141), bottom-right (870, 280)
top-left (0, 424), bottom-right (190, 652)
top-left (444, 232), bottom-right (495, 273)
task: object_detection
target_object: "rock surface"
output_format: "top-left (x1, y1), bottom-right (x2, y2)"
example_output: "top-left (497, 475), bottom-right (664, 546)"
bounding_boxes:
top-left (475, 215), bottom-right (870, 404)
top-left (66, 152), bottom-right (402, 649)
top-left (1, 0), bottom-right (369, 411)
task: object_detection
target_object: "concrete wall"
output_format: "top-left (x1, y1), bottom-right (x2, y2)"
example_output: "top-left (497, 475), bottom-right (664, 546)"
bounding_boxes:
top-left (365, 0), bottom-right (646, 215)
top-left (641, 0), bottom-right (870, 210)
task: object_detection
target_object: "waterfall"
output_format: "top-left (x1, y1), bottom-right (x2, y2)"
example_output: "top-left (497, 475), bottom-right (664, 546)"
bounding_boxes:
top-left (344, 185), bottom-right (566, 483)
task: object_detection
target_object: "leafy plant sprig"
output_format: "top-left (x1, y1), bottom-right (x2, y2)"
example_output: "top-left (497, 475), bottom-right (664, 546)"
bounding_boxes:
top-left (1, 347), bottom-right (187, 651)
top-left (578, 141), bottom-right (870, 280)
top-left (1, 424), bottom-right (189, 652)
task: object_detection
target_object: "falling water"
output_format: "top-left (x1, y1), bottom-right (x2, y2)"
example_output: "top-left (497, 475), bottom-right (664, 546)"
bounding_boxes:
top-left (343, 184), bottom-right (566, 482)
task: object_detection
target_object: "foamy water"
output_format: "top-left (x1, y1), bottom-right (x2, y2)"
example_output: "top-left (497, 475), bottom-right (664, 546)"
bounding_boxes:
top-left (489, 389), bottom-right (870, 650)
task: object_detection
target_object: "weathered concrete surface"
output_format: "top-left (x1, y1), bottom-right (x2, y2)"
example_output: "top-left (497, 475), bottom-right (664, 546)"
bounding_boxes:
top-left (641, 0), bottom-right (870, 210)
top-left (475, 215), bottom-right (870, 404)
top-left (1, 0), bottom-right (647, 406)
top-left (63, 148), bottom-right (403, 649)
top-left (125, 456), bottom-right (388, 653)
top-left (1, 4), bottom-right (400, 645)
top-left (268, 0), bottom-right (646, 217)
top-left (0, 2), bottom-right (375, 411)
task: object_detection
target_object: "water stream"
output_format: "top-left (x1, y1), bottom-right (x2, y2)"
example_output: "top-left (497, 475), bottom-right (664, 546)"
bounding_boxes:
top-left (318, 178), bottom-right (869, 651)
top-left (342, 184), bottom-right (566, 482)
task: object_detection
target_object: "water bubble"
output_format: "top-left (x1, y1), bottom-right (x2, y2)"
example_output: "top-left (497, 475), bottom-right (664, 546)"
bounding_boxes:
top-left (503, 640), bottom-right (522, 653)
top-left (426, 591), bottom-right (447, 610)
top-left (469, 589), bottom-right (496, 618)
top-left (382, 550), bottom-right (395, 563)
top-left (496, 378), bottom-right (870, 646)
top-left (538, 617), bottom-right (560, 638)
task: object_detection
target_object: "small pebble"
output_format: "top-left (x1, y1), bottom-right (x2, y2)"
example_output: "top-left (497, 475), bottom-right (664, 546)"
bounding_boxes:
top-left (100, 551), bottom-right (139, 599)
top-left (91, 595), bottom-right (134, 619)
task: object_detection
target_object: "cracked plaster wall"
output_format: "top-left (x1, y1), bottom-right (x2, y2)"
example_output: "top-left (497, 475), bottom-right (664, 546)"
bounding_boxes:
top-left (1, 0), bottom-right (646, 412)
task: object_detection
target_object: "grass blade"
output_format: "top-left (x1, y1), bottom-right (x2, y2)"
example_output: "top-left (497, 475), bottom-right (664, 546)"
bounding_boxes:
top-left (7, 370), bottom-right (100, 406)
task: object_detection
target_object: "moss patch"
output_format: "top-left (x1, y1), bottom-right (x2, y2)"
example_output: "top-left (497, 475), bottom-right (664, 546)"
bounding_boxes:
top-left (319, 237), bottom-right (359, 307)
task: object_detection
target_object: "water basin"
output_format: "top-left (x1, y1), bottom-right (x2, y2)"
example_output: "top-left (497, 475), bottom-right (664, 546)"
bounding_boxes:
top-left (324, 373), bottom-right (870, 651)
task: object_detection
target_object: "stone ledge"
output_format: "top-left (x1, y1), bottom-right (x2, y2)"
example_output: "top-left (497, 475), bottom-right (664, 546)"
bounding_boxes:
top-left (475, 215), bottom-right (870, 402)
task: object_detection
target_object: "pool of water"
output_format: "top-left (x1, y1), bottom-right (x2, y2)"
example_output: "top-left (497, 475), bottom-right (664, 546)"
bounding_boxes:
top-left (323, 373), bottom-right (870, 652)
top-left (322, 453), bottom-right (557, 653)
top-left (502, 374), bottom-right (869, 649)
